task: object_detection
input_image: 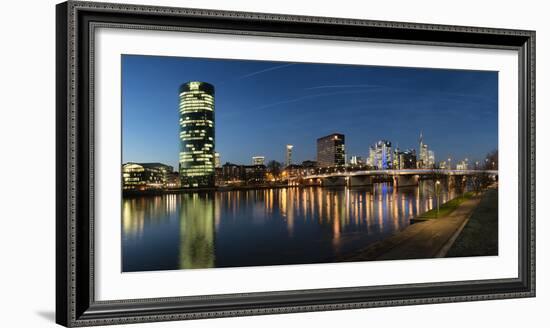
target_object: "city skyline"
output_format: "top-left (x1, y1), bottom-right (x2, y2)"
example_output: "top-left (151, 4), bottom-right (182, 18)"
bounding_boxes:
top-left (122, 55), bottom-right (498, 169)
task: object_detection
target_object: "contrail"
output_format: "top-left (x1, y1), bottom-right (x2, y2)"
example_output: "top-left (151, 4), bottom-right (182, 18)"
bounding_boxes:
top-left (304, 84), bottom-right (380, 90)
top-left (237, 63), bottom-right (296, 80)
top-left (255, 89), bottom-right (376, 110)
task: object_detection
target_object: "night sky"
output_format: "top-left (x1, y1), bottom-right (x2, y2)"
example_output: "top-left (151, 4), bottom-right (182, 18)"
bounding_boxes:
top-left (122, 55), bottom-right (498, 169)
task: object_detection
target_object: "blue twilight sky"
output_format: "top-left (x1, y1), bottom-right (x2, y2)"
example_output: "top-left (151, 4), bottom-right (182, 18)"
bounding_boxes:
top-left (122, 55), bottom-right (498, 169)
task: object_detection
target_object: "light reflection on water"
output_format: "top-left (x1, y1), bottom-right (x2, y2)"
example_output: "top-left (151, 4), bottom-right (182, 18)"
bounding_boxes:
top-left (122, 182), bottom-right (464, 272)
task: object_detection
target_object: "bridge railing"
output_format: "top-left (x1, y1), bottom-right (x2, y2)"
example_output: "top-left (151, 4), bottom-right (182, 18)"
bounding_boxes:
top-left (291, 169), bottom-right (498, 180)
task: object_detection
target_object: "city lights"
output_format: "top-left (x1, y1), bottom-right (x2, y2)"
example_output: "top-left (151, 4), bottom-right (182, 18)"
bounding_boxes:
top-left (122, 82), bottom-right (497, 192)
top-left (119, 56), bottom-right (501, 274)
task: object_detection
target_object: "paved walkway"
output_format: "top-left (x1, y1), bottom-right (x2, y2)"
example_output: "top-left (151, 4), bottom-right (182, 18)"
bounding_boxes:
top-left (343, 195), bottom-right (483, 261)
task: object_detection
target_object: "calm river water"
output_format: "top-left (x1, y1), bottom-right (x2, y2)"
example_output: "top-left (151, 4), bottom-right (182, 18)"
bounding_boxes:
top-left (122, 182), bottom-right (464, 272)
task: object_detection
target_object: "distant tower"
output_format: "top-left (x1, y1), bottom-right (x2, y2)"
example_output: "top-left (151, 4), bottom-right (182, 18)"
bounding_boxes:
top-left (418, 130), bottom-right (430, 169)
top-left (285, 145), bottom-right (293, 167)
top-left (394, 143), bottom-right (400, 169)
top-left (428, 150), bottom-right (435, 168)
top-left (214, 152), bottom-right (221, 168)
top-left (179, 81), bottom-right (215, 188)
top-left (417, 130), bottom-right (424, 169)
top-left (252, 156), bottom-right (265, 166)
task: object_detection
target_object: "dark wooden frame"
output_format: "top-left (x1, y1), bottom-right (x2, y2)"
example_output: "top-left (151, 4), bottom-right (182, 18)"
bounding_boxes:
top-left (56, 1), bottom-right (536, 326)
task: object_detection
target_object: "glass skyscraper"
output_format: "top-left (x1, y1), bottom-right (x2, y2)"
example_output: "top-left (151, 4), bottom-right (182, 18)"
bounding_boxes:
top-left (368, 140), bottom-right (393, 169)
top-left (179, 81), bottom-right (215, 188)
top-left (418, 131), bottom-right (435, 168)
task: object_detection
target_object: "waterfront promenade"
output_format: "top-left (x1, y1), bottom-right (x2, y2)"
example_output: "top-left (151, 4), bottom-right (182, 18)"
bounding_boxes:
top-left (343, 189), bottom-right (495, 261)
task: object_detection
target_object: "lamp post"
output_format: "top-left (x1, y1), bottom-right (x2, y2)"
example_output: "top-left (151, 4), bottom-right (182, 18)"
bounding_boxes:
top-left (435, 180), bottom-right (441, 217)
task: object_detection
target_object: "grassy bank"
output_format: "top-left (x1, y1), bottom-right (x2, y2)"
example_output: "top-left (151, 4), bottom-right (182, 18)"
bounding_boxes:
top-left (415, 191), bottom-right (475, 220)
top-left (446, 188), bottom-right (498, 257)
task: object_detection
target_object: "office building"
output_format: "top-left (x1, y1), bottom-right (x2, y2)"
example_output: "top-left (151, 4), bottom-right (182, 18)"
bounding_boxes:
top-left (428, 150), bottom-right (436, 168)
top-left (252, 156), bottom-right (265, 166)
top-left (368, 140), bottom-right (393, 169)
top-left (244, 165), bottom-right (267, 184)
top-left (214, 152), bottom-right (221, 168)
top-left (418, 131), bottom-right (427, 168)
top-left (301, 160), bottom-right (317, 168)
top-left (222, 163), bottom-right (242, 182)
top-left (122, 162), bottom-right (173, 190)
top-left (283, 164), bottom-right (305, 179)
top-left (301, 160), bottom-right (318, 175)
top-left (317, 133), bottom-right (345, 167)
top-left (393, 149), bottom-right (417, 169)
top-left (166, 171), bottom-right (181, 188)
top-left (393, 147), bottom-right (400, 169)
top-left (179, 81), bottom-right (215, 188)
top-left (418, 131), bottom-right (436, 168)
top-left (221, 162), bottom-right (266, 184)
top-left (349, 155), bottom-right (364, 166)
top-left (456, 159), bottom-right (469, 170)
top-left (285, 145), bottom-right (293, 167)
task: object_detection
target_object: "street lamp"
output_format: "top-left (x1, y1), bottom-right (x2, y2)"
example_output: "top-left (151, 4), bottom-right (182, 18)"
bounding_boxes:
top-left (435, 180), bottom-right (441, 217)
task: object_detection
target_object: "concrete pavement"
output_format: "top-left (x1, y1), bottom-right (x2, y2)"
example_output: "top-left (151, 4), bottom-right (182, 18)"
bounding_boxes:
top-left (343, 194), bottom-right (483, 261)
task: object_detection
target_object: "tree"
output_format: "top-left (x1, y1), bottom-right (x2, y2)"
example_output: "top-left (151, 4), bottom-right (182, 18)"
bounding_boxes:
top-left (471, 172), bottom-right (493, 195)
top-left (266, 160), bottom-right (282, 180)
top-left (484, 150), bottom-right (498, 170)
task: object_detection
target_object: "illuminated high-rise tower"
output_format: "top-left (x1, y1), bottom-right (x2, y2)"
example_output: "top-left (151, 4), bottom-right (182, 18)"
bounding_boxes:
top-left (252, 156), bottom-right (265, 166)
top-left (417, 130), bottom-right (435, 168)
top-left (368, 140), bottom-right (392, 169)
top-left (214, 152), bottom-right (221, 168)
top-left (317, 134), bottom-right (345, 167)
top-left (418, 130), bottom-right (429, 168)
top-left (179, 81), bottom-right (215, 188)
top-left (285, 145), bottom-right (293, 167)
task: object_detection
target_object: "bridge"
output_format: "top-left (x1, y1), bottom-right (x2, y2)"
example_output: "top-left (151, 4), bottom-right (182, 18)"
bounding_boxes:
top-left (288, 169), bottom-right (498, 188)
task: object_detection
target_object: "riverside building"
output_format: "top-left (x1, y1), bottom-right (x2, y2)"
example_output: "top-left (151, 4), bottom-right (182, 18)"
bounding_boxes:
top-left (122, 162), bottom-right (173, 190)
top-left (179, 81), bottom-right (216, 188)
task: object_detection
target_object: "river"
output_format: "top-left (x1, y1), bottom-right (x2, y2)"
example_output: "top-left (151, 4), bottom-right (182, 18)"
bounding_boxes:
top-left (122, 181), bottom-right (466, 272)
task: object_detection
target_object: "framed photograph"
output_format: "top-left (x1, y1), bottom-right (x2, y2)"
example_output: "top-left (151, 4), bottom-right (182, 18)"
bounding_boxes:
top-left (56, 1), bottom-right (535, 326)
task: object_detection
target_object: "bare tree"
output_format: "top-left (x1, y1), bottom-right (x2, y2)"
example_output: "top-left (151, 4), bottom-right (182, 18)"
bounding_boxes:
top-left (471, 175), bottom-right (483, 195)
top-left (267, 160), bottom-right (282, 180)
top-left (471, 172), bottom-right (493, 195)
top-left (484, 150), bottom-right (498, 170)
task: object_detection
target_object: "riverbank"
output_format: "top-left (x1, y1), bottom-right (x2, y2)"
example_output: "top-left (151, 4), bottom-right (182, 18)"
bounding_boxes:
top-left (412, 191), bottom-right (475, 222)
top-left (445, 187), bottom-right (498, 257)
top-left (122, 183), bottom-right (292, 197)
top-left (340, 189), bottom-right (496, 261)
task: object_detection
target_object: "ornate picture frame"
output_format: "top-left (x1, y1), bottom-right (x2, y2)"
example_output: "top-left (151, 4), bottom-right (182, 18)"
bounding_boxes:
top-left (56, 1), bottom-right (535, 326)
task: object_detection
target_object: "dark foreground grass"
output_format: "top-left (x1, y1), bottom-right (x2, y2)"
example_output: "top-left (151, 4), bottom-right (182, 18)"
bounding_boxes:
top-left (446, 188), bottom-right (498, 257)
top-left (416, 191), bottom-right (475, 220)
